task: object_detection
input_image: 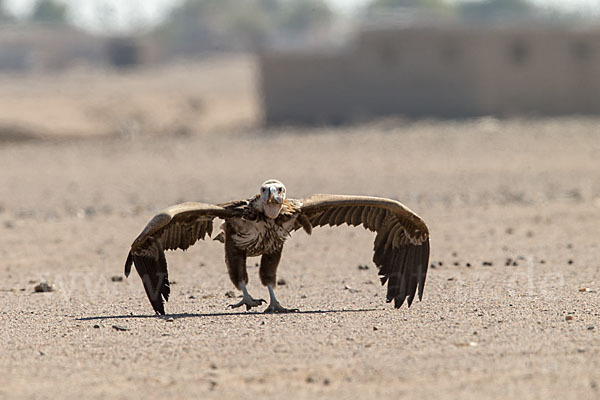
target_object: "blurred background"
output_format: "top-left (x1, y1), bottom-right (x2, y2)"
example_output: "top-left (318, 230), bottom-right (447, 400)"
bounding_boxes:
top-left (1, 0), bottom-right (600, 138)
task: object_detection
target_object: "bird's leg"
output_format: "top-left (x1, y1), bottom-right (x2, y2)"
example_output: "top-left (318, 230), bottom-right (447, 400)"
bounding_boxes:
top-left (228, 281), bottom-right (266, 311)
top-left (264, 284), bottom-right (299, 313)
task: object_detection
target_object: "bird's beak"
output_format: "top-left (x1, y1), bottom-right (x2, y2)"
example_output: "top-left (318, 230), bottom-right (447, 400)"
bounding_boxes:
top-left (267, 187), bottom-right (282, 204)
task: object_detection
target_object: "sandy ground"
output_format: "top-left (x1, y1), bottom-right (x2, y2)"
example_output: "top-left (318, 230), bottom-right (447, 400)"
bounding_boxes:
top-left (1, 59), bottom-right (599, 399)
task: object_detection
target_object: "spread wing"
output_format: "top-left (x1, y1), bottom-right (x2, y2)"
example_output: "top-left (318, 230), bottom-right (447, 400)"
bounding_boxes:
top-left (299, 195), bottom-right (430, 308)
top-left (125, 201), bottom-right (245, 314)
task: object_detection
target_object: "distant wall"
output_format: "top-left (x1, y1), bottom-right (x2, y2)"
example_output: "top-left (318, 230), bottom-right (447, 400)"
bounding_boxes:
top-left (260, 26), bottom-right (600, 124)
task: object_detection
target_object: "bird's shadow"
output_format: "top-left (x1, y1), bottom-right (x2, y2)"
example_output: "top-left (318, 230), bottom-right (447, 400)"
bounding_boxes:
top-left (76, 307), bottom-right (381, 321)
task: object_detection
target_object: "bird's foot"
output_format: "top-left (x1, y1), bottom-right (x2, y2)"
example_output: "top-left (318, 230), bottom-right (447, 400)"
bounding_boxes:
top-left (263, 301), bottom-right (299, 314)
top-left (228, 294), bottom-right (266, 311)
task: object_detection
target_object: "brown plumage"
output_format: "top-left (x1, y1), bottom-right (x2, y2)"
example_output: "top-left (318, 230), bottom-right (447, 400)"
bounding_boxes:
top-left (125, 180), bottom-right (430, 315)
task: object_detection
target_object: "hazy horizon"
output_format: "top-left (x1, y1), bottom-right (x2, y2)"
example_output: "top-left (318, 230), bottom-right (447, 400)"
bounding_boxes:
top-left (3, 0), bottom-right (600, 33)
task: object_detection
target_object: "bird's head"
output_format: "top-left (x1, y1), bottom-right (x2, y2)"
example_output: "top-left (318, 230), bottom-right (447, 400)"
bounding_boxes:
top-left (259, 179), bottom-right (286, 219)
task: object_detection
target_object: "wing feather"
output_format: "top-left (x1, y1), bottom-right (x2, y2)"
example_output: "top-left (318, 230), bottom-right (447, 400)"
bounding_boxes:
top-left (299, 194), bottom-right (430, 309)
top-left (125, 201), bottom-right (243, 314)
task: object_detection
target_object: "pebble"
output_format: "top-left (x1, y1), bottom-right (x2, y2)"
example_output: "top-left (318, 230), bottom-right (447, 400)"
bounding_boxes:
top-left (277, 278), bottom-right (286, 286)
top-left (482, 261), bottom-right (493, 266)
top-left (565, 315), bottom-right (574, 321)
top-left (111, 276), bottom-right (123, 282)
top-left (34, 282), bottom-right (53, 293)
top-left (344, 285), bottom-right (359, 293)
top-left (166, 317), bottom-right (174, 322)
top-left (112, 325), bottom-right (128, 332)
top-left (93, 324), bottom-right (100, 329)
top-left (224, 291), bottom-right (236, 298)
top-left (567, 259), bottom-right (573, 265)
top-left (373, 326), bottom-right (378, 331)
top-left (189, 295), bottom-right (196, 299)
top-left (358, 264), bottom-right (369, 270)
top-left (465, 263), bottom-right (471, 268)
top-left (587, 325), bottom-right (595, 331)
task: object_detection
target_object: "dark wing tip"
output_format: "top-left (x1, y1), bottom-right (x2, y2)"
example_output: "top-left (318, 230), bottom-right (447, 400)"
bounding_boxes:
top-left (132, 250), bottom-right (170, 315)
top-left (378, 241), bottom-right (430, 309)
top-left (124, 251), bottom-right (133, 277)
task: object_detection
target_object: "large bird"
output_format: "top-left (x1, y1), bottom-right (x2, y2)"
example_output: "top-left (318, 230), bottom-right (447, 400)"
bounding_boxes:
top-left (125, 180), bottom-right (430, 314)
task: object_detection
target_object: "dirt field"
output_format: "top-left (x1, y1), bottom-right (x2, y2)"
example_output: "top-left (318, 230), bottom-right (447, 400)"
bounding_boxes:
top-left (1, 58), bottom-right (599, 399)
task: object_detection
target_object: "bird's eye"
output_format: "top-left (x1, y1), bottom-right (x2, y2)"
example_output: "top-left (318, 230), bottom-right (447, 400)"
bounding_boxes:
top-left (278, 188), bottom-right (282, 193)
top-left (261, 188), bottom-right (265, 192)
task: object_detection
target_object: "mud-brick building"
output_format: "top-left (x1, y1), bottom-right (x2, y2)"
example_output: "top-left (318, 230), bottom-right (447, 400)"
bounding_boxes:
top-left (260, 25), bottom-right (600, 124)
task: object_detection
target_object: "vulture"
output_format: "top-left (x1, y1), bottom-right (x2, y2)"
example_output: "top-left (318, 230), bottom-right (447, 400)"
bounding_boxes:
top-left (125, 180), bottom-right (430, 314)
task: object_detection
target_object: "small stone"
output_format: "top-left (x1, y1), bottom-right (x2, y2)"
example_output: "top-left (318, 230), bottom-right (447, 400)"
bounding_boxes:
top-left (277, 278), bottom-right (286, 286)
top-left (565, 315), bottom-right (574, 321)
top-left (438, 261), bottom-right (443, 266)
top-left (579, 288), bottom-right (590, 292)
top-left (34, 282), bottom-right (53, 293)
top-left (465, 263), bottom-right (471, 268)
top-left (512, 261), bottom-right (518, 266)
top-left (111, 276), bottom-right (123, 282)
top-left (373, 326), bottom-right (378, 331)
top-left (306, 376), bottom-right (314, 383)
top-left (358, 264), bottom-right (369, 270)
top-left (453, 262), bottom-right (459, 266)
top-left (540, 260), bottom-right (546, 264)
top-left (568, 259), bottom-right (573, 265)
top-left (300, 294), bottom-right (307, 299)
top-left (506, 228), bottom-right (514, 235)
top-left (323, 379), bottom-right (330, 385)
top-left (189, 295), bottom-right (196, 299)
top-left (430, 263), bottom-right (437, 269)
top-left (344, 285), bottom-right (359, 293)
top-left (587, 325), bottom-right (595, 330)
top-left (566, 243), bottom-right (573, 249)
top-left (482, 261), bottom-right (493, 266)
top-left (447, 277), bottom-right (455, 281)
top-left (166, 317), bottom-right (174, 322)
top-left (93, 324), bottom-right (100, 329)
top-left (224, 291), bottom-right (236, 298)
top-left (210, 363), bottom-right (217, 369)
top-left (112, 325), bottom-right (128, 332)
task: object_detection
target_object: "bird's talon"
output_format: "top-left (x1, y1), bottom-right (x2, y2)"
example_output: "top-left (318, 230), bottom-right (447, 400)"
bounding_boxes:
top-left (263, 303), bottom-right (299, 313)
top-left (228, 296), bottom-right (266, 311)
